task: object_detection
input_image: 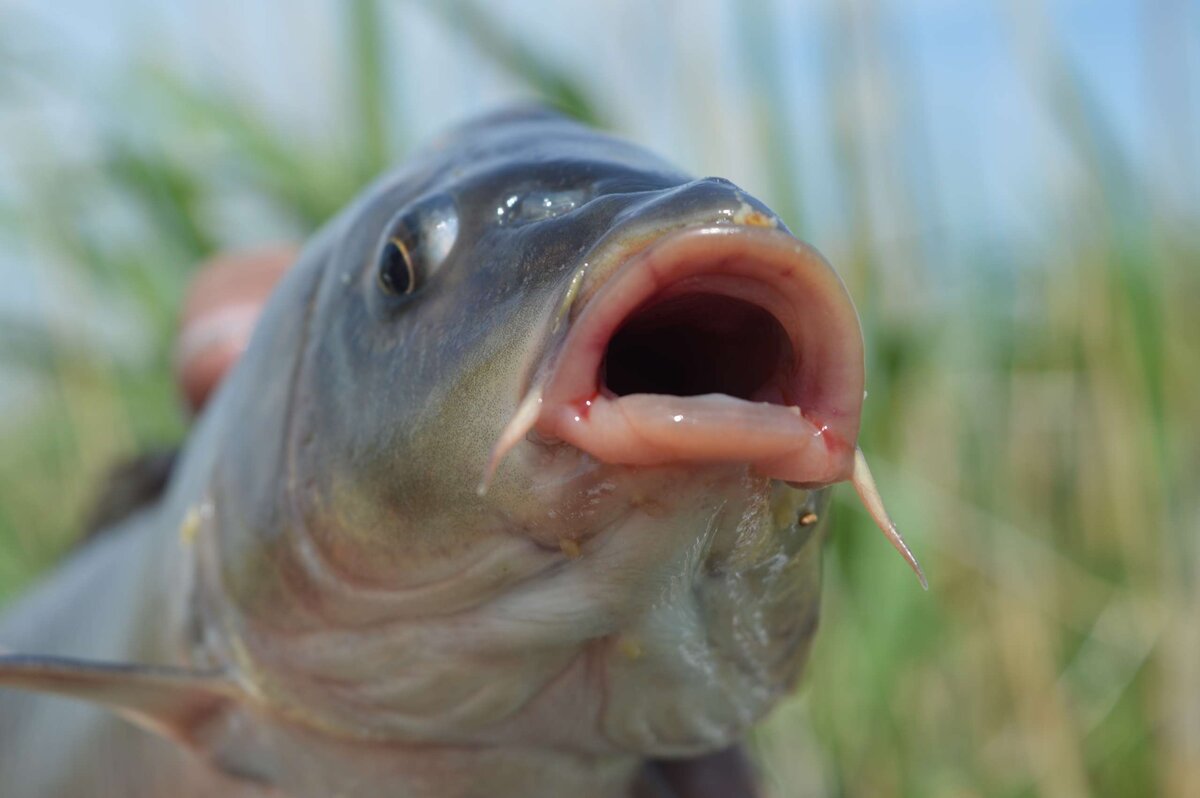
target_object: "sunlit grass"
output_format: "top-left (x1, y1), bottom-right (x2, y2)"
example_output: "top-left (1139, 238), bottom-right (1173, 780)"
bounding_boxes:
top-left (0, 2), bottom-right (1194, 796)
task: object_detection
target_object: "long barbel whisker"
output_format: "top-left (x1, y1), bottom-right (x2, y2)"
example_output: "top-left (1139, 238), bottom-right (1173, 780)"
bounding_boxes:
top-left (851, 447), bottom-right (928, 590)
top-left (477, 386), bottom-right (545, 496)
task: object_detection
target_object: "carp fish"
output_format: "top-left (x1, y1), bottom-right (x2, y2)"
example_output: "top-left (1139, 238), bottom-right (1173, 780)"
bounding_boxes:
top-left (0, 108), bottom-right (923, 797)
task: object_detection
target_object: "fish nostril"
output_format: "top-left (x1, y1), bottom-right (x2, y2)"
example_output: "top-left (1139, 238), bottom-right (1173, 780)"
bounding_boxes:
top-left (600, 293), bottom-right (793, 400)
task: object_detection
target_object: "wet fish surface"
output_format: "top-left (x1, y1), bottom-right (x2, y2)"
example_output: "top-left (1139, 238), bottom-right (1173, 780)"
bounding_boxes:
top-left (0, 108), bottom-right (921, 797)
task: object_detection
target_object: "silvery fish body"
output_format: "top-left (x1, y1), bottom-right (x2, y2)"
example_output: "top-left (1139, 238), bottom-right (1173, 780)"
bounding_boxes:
top-left (0, 109), bottom-right (917, 797)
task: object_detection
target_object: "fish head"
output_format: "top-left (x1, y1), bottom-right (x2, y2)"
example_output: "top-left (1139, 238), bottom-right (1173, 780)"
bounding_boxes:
top-left (196, 109), bottom-right (880, 757)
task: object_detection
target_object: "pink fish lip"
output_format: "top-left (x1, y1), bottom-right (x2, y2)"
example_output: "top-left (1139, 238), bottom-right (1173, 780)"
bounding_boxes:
top-left (533, 225), bottom-right (866, 486)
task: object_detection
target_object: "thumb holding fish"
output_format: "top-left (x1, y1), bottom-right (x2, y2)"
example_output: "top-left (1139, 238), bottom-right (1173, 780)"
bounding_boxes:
top-left (175, 244), bottom-right (298, 412)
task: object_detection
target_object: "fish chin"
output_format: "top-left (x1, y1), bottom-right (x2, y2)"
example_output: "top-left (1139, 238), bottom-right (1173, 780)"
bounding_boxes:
top-left (468, 432), bottom-right (820, 739)
top-left (579, 470), bottom-right (826, 755)
top-left (457, 458), bottom-right (826, 754)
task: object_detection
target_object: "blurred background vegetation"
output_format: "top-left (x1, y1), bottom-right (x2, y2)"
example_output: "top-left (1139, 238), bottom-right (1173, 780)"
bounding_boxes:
top-left (0, 1), bottom-right (1196, 796)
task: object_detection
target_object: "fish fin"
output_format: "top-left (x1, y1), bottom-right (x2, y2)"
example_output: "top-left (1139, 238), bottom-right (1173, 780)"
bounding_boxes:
top-left (0, 653), bottom-right (244, 743)
top-left (851, 447), bottom-right (929, 590)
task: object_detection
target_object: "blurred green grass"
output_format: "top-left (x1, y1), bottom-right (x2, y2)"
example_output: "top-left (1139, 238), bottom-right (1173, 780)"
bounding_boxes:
top-left (0, 2), bottom-right (1195, 796)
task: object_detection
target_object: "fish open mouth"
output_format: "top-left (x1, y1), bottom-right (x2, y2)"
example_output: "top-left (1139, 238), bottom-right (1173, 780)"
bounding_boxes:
top-left (483, 224), bottom-right (927, 587)
top-left (525, 225), bottom-right (865, 486)
top-left (602, 292), bottom-right (791, 401)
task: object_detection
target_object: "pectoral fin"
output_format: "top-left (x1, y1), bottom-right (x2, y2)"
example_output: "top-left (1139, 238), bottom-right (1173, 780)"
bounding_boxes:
top-left (0, 653), bottom-right (243, 743)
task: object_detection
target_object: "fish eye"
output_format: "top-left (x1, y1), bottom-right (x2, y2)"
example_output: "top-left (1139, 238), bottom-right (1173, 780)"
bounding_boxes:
top-left (375, 194), bottom-right (459, 297)
top-left (378, 236), bottom-right (416, 295)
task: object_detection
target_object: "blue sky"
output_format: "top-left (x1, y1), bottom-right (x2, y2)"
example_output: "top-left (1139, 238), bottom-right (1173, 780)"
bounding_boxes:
top-left (0, 0), bottom-right (1194, 339)
top-left (5, 1), bottom-right (1194, 235)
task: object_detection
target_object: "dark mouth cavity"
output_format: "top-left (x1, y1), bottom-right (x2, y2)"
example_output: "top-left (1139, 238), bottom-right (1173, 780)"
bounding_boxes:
top-left (600, 292), bottom-right (794, 400)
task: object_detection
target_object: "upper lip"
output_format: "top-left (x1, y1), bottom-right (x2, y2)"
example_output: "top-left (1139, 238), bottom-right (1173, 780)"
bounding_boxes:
top-left (508, 224), bottom-right (866, 487)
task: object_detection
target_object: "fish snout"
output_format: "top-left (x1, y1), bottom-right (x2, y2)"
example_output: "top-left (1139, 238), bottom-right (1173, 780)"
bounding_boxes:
top-left (618, 176), bottom-right (785, 233)
top-left (488, 224), bottom-right (867, 489)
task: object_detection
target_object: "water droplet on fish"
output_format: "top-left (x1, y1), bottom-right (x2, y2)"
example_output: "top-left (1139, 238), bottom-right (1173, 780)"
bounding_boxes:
top-left (497, 188), bottom-right (590, 225)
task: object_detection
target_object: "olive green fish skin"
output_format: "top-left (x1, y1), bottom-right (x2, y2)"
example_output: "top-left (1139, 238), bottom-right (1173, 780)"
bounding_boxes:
top-left (0, 109), bottom-right (830, 797)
